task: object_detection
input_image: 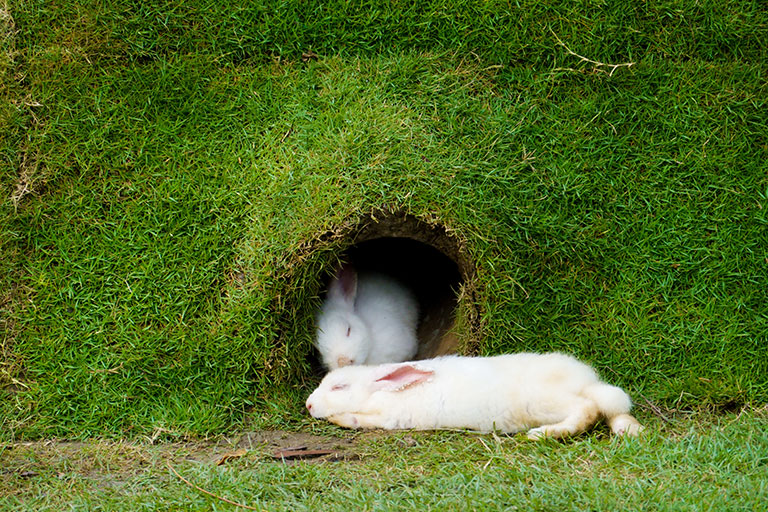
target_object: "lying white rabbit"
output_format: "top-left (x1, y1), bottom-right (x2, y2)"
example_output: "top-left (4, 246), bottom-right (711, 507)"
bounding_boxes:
top-left (315, 265), bottom-right (420, 371)
top-left (306, 352), bottom-right (643, 439)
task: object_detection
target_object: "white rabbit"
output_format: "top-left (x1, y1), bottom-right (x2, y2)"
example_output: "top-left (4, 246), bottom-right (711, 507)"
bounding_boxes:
top-left (306, 352), bottom-right (643, 440)
top-left (315, 265), bottom-right (420, 371)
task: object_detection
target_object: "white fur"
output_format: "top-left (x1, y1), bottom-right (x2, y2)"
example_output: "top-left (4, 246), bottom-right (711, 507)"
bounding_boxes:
top-left (306, 352), bottom-right (643, 439)
top-left (315, 267), bottom-right (419, 371)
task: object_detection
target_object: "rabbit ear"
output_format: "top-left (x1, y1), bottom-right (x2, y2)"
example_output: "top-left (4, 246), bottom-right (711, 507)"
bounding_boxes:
top-left (372, 364), bottom-right (434, 392)
top-left (329, 265), bottom-right (358, 306)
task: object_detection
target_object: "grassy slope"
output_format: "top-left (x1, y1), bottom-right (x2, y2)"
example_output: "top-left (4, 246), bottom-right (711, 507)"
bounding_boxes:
top-left (1, 0), bottom-right (767, 439)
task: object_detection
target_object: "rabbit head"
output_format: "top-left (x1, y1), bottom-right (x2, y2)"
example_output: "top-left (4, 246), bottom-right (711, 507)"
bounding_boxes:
top-left (315, 266), bottom-right (372, 370)
top-left (306, 362), bottom-right (434, 421)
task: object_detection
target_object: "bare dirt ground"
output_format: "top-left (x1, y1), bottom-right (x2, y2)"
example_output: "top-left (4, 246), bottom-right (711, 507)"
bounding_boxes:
top-left (1, 430), bottom-right (364, 488)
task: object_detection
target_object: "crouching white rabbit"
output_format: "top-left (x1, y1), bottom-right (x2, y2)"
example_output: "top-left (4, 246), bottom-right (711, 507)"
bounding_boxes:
top-left (306, 352), bottom-right (643, 439)
top-left (315, 265), bottom-right (419, 371)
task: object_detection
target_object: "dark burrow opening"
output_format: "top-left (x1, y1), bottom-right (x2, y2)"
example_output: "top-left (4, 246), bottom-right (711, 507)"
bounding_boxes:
top-left (342, 237), bottom-right (464, 358)
top-left (311, 212), bottom-right (478, 365)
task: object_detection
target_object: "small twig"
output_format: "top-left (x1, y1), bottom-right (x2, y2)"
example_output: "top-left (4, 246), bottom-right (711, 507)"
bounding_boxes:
top-left (551, 67), bottom-right (581, 74)
top-left (9, 377), bottom-right (29, 389)
top-left (550, 29), bottom-right (634, 76)
top-left (88, 362), bottom-right (124, 374)
top-left (11, 152), bottom-right (37, 211)
top-left (168, 462), bottom-right (263, 511)
top-left (477, 437), bottom-right (492, 454)
top-left (640, 395), bottom-right (674, 424)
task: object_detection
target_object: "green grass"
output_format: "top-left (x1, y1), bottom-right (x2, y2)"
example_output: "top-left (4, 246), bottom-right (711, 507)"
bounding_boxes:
top-left (2, 410), bottom-right (767, 510)
top-left (1, 0), bottom-right (767, 441)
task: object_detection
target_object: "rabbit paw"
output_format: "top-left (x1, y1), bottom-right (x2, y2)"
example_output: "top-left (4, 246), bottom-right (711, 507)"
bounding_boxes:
top-left (329, 413), bottom-right (361, 429)
top-left (526, 427), bottom-right (547, 440)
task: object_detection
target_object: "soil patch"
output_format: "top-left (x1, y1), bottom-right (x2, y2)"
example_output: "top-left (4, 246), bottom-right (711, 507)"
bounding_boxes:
top-left (0, 430), bottom-right (363, 488)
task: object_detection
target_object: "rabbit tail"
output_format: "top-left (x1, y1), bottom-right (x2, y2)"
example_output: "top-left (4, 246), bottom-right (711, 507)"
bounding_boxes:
top-left (582, 383), bottom-right (643, 436)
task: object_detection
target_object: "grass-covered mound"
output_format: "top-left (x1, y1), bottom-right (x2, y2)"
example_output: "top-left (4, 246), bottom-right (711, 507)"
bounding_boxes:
top-left (1, 1), bottom-right (766, 439)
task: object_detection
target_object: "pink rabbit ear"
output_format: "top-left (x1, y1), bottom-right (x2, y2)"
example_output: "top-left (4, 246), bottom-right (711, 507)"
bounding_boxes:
top-left (372, 364), bottom-right (434, 392)
top-left (329, 265), bottom-right (358, 305)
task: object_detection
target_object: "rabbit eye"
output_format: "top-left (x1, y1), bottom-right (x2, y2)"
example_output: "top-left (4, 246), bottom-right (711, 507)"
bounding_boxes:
top-left (331, 384), bottom-right (349, 391)
top-left (345, 326), bottom-right (351, 337)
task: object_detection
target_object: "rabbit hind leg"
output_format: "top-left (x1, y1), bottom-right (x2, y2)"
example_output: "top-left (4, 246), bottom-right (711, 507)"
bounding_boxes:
top-left (526, 398), bottom-right (600, 440)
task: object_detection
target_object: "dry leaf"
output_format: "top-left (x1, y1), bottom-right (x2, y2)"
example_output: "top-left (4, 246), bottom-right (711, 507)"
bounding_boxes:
top-left (215, 448), bottom-right (248, 466)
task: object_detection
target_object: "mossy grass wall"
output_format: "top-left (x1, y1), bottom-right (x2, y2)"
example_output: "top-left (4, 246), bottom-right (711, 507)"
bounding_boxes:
top-left (1, 1), bottom-right (766, 439)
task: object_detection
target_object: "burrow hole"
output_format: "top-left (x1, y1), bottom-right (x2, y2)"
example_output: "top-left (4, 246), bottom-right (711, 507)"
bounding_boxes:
top-left (318, 212), bottom-right (478, 360)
